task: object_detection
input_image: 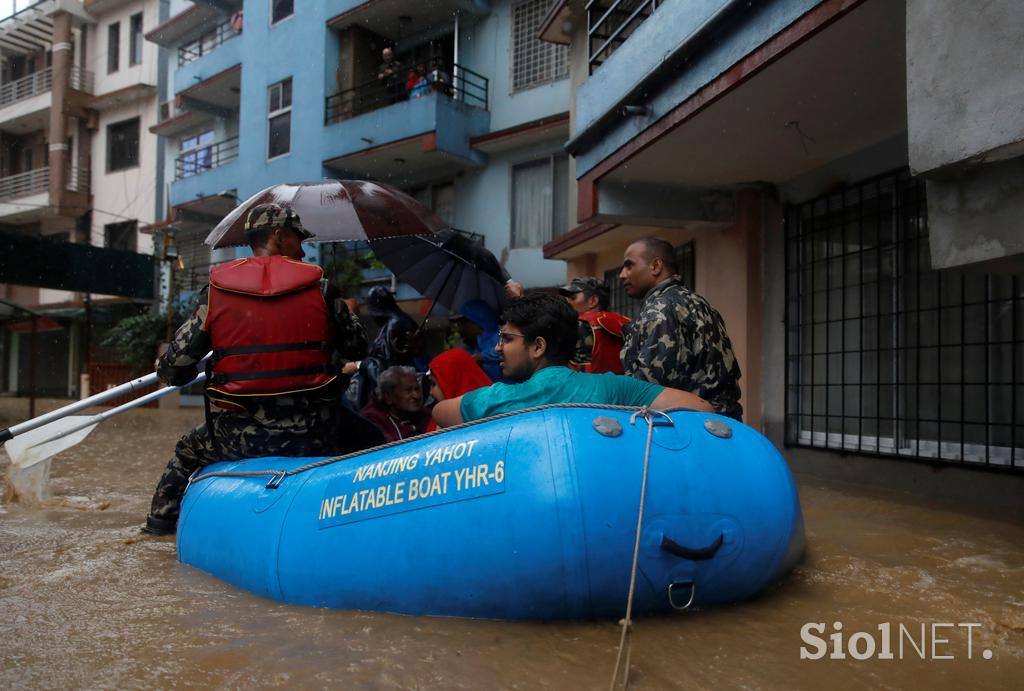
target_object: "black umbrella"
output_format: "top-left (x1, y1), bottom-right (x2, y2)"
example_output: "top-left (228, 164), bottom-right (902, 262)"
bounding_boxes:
top-left (370, 229), bottom-right (510, 316)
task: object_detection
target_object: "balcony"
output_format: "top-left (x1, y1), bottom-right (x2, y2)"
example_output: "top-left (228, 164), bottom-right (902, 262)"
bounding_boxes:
top-left (0, 66), bottom-right (95, 135)
top-left (325, 61), bottom-right (488, 125)
top-left (322, 63), bottom-right (491, 185)
top-left (586, 0), bottom-right (660, 73)
top-left (177, 19), bottom-right (239, 67)
top-left (0, 167), bottom-right (48, 200)
top-left (174, 136), bottom-right (239, 180)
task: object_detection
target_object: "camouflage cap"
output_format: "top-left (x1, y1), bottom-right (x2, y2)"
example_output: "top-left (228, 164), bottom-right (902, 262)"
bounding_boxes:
top-left (559, 276), bottom-right (609, 302)
top-left (244, 203), bottom-right (314, 240)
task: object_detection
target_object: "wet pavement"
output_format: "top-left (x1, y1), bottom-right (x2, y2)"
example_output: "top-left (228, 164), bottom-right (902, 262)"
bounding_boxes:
top-left (1, 399), bottom-right (1022, 689)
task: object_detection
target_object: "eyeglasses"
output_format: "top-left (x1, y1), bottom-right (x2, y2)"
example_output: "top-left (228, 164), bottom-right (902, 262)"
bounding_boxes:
top-left (498, 330), bottom-right (527, 345)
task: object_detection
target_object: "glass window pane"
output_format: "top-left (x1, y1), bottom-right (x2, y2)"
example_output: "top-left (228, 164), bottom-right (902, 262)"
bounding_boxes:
top-left (268, 112), bottom-right (290, 158)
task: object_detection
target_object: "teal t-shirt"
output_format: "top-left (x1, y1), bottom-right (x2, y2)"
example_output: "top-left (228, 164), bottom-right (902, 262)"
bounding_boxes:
top-left (460, 366), bottom-right (664, 422)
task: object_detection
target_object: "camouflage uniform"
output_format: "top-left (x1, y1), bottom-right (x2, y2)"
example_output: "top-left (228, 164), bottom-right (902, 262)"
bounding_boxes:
top-left (144, 205), bottom-right (371, 535)
top-left (621, 276), bottom-right (743, 420)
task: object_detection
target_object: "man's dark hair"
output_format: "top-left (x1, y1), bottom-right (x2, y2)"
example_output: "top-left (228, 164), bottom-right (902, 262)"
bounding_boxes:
top-left (582, 286), bottom-right (609, 311)
top-left (500, 293), bottom-right (578, 366)
top-left (246, 227), bottom-right (273, 248)
top-left (633, 236), bottom-right (678, 275)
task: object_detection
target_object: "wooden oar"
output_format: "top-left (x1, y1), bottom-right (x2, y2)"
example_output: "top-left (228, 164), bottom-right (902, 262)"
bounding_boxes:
top-left (4, 372), bottom-right (207, 470)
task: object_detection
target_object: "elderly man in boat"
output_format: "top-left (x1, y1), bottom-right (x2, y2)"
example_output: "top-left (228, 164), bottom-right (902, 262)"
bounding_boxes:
top-left (142, 204), bottom-right (376, 536)
top-left (432, 293), bottom-right (712, 427)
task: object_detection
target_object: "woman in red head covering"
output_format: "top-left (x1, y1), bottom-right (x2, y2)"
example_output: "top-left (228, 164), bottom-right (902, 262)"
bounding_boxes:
top-left (426, 349), bottom-right (492, 431)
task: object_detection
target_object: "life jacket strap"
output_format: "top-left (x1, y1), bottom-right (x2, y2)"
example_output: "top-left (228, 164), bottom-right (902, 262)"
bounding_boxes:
top-left (212, 341), bottom-right (333, 360)
top-left (208, 364), bottom-right (336, 385)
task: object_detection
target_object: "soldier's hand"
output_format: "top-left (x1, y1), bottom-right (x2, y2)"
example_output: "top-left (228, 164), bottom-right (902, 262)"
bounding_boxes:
top-left (505, 280), bottom-right (524, 299)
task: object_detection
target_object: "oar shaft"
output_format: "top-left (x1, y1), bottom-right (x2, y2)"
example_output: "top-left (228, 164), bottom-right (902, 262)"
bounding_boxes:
top-left (40, 373), bottom-right (209, 446)
top-left (0, 353), bottom-right (211, 442)
top-left (0, 372), bottom-right (158, 442)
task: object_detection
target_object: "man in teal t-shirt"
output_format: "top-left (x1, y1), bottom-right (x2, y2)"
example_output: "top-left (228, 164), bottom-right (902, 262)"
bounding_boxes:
top-left (432, 294), bottom-right (711, 427)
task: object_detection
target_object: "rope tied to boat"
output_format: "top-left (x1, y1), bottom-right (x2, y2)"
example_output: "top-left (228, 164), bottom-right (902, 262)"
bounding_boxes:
top-left (186, 402), bottom-right (694, 489)
top-left (610, 406), bottom-right (674, 691)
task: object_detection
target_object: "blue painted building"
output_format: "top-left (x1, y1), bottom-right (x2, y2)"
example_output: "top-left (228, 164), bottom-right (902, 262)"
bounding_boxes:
top-left (145, 0), bottom-right (574, 308)
top-left (539, 0), bottom-right (1024, 512)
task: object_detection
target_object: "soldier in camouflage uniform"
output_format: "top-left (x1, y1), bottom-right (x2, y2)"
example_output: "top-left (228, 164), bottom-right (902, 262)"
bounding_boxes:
top-left (142, 204), bottom-right (372, 535)
top-left (619, 237), bottom-right (743, 420)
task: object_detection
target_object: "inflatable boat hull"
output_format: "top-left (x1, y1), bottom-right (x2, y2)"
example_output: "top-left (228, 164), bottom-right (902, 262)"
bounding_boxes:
top-left (178, 408), bottom-right (803, 619)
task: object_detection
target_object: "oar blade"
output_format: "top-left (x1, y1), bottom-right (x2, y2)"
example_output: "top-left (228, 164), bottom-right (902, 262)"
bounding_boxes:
top-left (4, 417), bottom-right (98, 469)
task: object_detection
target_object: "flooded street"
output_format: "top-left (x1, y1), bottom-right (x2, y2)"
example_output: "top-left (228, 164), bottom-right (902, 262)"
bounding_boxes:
top-left (1, 401), bottom-right (1022, 690)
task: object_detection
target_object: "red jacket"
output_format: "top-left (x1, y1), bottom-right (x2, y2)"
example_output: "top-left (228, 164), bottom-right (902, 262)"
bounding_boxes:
top-left (206, 256), bottom-right (336, 402)
top-left (574, 311), bottom-right (630, 375)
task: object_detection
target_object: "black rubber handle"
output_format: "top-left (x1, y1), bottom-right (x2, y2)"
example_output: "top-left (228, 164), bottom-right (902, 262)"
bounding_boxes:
top-left (0, 428), bottom-right (11, 444)
top-left (660, 533), bottom-right (724, 561)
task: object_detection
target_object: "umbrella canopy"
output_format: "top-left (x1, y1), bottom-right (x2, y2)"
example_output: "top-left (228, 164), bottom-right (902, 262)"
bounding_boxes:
top-left (205, 180), bottom-right (447, 248)
top-left (370, 229), bottom-right (510, 315)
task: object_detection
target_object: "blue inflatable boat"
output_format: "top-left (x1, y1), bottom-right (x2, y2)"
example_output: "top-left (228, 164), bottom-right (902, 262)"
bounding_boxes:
top-left (177, 406), bottom-right (804, 619)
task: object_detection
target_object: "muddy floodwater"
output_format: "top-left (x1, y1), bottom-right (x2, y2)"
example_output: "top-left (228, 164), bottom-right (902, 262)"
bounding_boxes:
top-left (1, 400), bottom-right (1022, 690)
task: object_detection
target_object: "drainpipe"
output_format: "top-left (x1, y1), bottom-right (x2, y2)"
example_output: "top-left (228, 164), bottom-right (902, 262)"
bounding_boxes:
top-left (47, 11), bottom-right (72, 210)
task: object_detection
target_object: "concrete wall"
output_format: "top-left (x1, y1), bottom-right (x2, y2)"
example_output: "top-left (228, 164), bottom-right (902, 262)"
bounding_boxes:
top-left (88, 1), bottom-right (161, 254)
top-left (906, 0), bottom-right (1024, 174)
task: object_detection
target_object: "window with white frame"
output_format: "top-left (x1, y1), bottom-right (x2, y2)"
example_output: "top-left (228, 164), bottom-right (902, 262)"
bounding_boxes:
top-left (511, 153), bottom-right (568, 248)
top-left (785, 169), bottom-right (1024, 471)
top-left (271, 0), bottom-right (294, 25)
top-left (511, 0), bottom-right (569, 92)
top-left (179, 130), bottom-right (215, 178)
top-left (267, 78), bottom-right (292, 159)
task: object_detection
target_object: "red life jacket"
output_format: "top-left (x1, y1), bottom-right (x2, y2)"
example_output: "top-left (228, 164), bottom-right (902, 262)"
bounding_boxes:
top-left (577, 311), bottom-right (630, 375)
top-left (205, 256), bottom-right (336, 401)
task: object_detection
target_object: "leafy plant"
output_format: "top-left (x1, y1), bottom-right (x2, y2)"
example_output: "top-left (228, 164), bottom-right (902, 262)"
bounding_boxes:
top-left (101, 300), bottom-right (193, 373)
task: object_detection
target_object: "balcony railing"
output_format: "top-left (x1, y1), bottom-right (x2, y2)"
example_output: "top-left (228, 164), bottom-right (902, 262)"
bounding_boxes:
top-left (0, 68), bottom-right (51, 108)
top-left (174, 136), bottom-right (239, 179)
top-left (178, 20), bottom-right (239, 66)
top-left (69, 65), bottom-right (95, 94)
top-left (325, 61), bottom-right (488, 126)
top-left (587, 0), bottom-right (659, 73)
top-left (0, 167), bottom-right (49, 200)
top-left (0, 65), bottom-right (95, 108)
top-left (65, 165), bottom-right (89, 193)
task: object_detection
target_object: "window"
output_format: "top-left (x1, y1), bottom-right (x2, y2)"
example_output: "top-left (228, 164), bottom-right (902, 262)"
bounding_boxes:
top-left (107, 22), bottom-right (120, 73)
top-left (129, 13), bottom-right (143, 66)
top-left (511, 154), bottom-right (568, 248)
top-left (785, 169), bottom-right (1024, 471)
top-left (267, 78), bottom-right (292, 159)
top-left (104, 220), bottom-right (137, 252)
top-left (271, 0), bottom-right (294, 25)
top-left (511, 0), bottom-right (569, 92)
top-left (408, 182), bottom-right (455, 226)
top-left (179, 130), bottom-right (215, 178)
top-left (107, 117), bottom-right (140, 171)
top-left (604, 242), bottom-right (695, 321)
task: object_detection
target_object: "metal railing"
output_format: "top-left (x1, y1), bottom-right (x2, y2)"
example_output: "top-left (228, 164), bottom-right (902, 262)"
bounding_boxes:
top-left (174, 136), bottom-right (239, 179)
top-left (178, 20), bottom-right (239, 66)
top-left (0, 68), bottom-right (51, 108)
top-left (0, 167), bottom-right (49, 200)
top-left (325, 61), bottom-right (489, 126)
top-left (69, 65), bottom-right (95, 93)
top-left (65, 165), bottom-right (89, 193)
top-left (587, 0), bottom-right (659, 73)
top-left (0, 65), bottom-right (95, 108)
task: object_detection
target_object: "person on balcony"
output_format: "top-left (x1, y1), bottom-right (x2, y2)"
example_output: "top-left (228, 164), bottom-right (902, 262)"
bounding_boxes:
top-left (377, 46), bottom-right (404, 105)
top-left (407, 63), bottom-right (430, 98)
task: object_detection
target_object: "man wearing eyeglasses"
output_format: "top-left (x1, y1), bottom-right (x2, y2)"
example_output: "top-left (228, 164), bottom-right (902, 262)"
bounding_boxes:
top-left (432, 293), bottom-right (712, 427)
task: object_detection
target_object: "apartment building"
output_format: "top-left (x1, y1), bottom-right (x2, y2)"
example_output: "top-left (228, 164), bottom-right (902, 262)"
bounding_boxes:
top-left (0, 0), bottom-right (167, 397)
top-left (146, 0), bottom-right (575, 317)
top-left (540, 0), bottom-right (1024, 511)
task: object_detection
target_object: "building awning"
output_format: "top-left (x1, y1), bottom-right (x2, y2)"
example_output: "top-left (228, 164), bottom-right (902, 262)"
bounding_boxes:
top-left (326, 0), bottom-right (489, 41)
top-left (145, 3), bottom-right (223, 48)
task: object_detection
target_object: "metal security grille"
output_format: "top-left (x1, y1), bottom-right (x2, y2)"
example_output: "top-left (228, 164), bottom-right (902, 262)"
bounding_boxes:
top-left (511, 0), bottom-right (569, 92)
top-left (604, 240), bottom-right (694, 320)
top-left (784, 169), bottom-right (1023, 471)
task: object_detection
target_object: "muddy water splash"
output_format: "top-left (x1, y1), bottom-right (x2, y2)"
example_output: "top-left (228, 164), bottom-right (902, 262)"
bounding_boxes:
top-left (0, 400), bottom-right (1022, 689)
